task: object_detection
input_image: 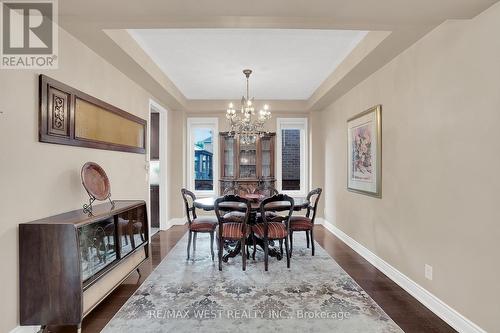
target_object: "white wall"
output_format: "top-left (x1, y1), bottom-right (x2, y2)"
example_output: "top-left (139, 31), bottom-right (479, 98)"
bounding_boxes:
top-left (317, 3), bottom-right (500, 331)
top-left (0, 27), bottom-right (166, 332)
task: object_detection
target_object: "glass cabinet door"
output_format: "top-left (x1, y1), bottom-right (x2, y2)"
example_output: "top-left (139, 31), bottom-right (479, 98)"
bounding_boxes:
top-left (116, 205), bottom-right (146, 257)
top-left (260, 136), bottom-right (273, 178)
top-left (239, 141), bottom-right (257, 178)
top-left (221, 135), bottom-right (235, 178)
top-left (78, 218), bottom-right (117, 282)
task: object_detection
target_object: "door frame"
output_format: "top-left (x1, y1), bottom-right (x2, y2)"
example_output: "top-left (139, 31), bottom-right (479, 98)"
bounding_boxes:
top-left (148, 99), bottom-right (168, 234)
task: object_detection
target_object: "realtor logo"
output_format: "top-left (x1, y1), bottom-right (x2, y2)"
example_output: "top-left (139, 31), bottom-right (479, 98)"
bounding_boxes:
top-left (1, 0), bottom-right (58, 69)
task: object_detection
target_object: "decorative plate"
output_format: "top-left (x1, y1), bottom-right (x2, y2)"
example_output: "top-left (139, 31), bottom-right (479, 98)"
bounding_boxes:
top-left (81, 162), bottom-right (111, 200)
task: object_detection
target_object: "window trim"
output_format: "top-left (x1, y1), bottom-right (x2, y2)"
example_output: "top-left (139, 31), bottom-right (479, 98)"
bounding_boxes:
top-left (187, 117), bottom-right (219, 197)
top-left (276, 117), bottom-right (309, 197)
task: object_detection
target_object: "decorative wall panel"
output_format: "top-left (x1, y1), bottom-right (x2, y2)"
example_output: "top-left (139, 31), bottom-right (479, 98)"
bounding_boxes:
top-left (39, 75), bottom-right (146, 154)
top-left (75, 98), bottom-right (145, 149)
top-left (47, 87), bottom-right (70, 137)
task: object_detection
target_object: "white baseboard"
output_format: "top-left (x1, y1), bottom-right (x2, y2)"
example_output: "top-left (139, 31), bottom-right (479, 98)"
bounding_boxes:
top-left (315, 218), bottom-right (485, 333)
top-left (9, 326), bottom-right (39, 333)
top-left (164, 216), bottom-right (187, 230)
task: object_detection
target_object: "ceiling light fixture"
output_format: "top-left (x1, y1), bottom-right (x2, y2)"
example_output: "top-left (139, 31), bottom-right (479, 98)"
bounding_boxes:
top-left (226, 69), bottom-right (271, 145)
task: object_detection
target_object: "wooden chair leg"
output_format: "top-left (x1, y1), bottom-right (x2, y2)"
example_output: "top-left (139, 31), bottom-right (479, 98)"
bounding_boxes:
top-left (247, 245), bottom-right (250, 259)
top-left (242, 237), bottom-right (246, 271)
top-left (284, 236), bottom-right (290, 268)
top-left (311, 228), bottom-right (315, 256)
top-left (252, 234), bottom-right (257, 260)
top-left (210, 231), bottom-right (215, 261)
top-left (218, 237), bottom-right (223, 271)
top-left (264, 237), bottom-right (269, 272)
top-left (193, 232), bottom-right (197, 252)
top-left (306, 231), bottom-right (310, 248)
top-left (187, 231), bottom-right (192, 260)
top-left (279, 239), bottom-right (283, 256)
top-left (289, 231), bottom-right (293, 256)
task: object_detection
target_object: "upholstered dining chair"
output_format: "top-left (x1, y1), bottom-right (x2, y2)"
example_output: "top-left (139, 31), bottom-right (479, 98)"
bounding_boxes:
top-left (181, 188), bottom-right (218, 261)
top-left (221, 186), bottom-right (246, 222)
top-left (289, 188), bottom-right (322, 256)
top-left (214, 195), bottom-right (251, 271)
top-left (252, 194), bottom-right (294, 271)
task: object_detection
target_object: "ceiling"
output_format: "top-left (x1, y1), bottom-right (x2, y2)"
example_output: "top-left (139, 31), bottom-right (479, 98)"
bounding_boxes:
top-left (129, 29), bottom-right (367, 100)
top-left (58, 0), bottom-right (499, 111)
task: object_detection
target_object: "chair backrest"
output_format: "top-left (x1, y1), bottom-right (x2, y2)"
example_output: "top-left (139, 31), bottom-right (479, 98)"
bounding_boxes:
top-left (214, 195), bottom-right (251, 238)
top-left (259, 194), bottom-right (294, 234)
top-left (181, 188), bottom-right (197, 224)
top-left (306, 188), bottom-right (322, 222)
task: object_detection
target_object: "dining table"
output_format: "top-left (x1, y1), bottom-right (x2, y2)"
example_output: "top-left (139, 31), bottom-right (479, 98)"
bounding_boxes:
top-left (193, 196), bottom-right (309, 261)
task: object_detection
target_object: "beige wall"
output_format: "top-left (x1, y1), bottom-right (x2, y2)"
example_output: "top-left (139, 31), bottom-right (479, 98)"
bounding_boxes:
top-left (309, 111), bottom-right (325, 216)
top-left (317, 3), bottom-right (500, 331)
top-left (167, 108), bottom-right (186, 219)
top-left (0, 28), bottom-right (168, 332)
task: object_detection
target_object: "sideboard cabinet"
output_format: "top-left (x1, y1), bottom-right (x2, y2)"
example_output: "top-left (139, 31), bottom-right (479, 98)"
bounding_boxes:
top-left (220, 132), bottom-right (275, 195)
top-left (19, 200), bottom-right (148, 331)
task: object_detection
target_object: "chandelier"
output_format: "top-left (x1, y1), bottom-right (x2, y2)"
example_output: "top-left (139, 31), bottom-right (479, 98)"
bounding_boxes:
top-left (226, 69), bottom-right (271, 145)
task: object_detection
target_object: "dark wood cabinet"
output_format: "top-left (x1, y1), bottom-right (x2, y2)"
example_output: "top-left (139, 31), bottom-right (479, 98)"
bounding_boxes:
top-left (150, 113), bottom-right (160, 160)
top-left (219, 132), bottom-right (275, 195)
top-left (19, 200), bottom-right (148, 330)
top-left (150, 185), bottom-right (159, 228)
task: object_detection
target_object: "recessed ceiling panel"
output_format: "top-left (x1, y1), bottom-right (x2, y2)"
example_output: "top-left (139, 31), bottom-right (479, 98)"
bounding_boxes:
top-left (129, 29), bottom-right (368, 100)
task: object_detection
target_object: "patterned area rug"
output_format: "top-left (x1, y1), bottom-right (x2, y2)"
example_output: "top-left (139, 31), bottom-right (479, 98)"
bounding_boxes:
top-left (102, 232), bottom-right (402, 333)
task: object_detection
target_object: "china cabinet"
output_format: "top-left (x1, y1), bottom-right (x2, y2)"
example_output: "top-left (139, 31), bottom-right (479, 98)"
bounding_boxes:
top-left (219, 132), bottom-right (275, 195)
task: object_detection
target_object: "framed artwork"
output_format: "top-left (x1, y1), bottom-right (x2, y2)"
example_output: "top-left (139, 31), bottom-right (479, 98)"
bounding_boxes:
top-left (347, 105), bottom-right (382, 198)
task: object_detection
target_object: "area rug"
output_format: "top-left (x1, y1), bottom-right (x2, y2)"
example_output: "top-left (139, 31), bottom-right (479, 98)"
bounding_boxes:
top-left (102, 232), bottom-right (403, 333)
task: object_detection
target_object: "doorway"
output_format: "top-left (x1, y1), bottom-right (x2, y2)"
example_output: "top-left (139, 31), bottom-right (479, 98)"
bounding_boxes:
top-left (149, 100), bottom-right (168, 236)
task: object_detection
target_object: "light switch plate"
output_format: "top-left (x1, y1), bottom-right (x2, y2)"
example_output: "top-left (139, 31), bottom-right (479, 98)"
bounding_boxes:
top-left (425, 264), bottom-right (433, 280)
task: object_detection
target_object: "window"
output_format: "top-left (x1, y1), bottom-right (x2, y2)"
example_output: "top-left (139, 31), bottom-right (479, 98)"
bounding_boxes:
top-left (187, 118), bottom-right (218, 195)
top-left (276, 118), bottom-right (308, 196)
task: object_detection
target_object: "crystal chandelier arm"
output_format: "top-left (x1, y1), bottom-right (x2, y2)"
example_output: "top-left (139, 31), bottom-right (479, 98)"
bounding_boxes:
top-left (226, 69), bottom-right (271, 143)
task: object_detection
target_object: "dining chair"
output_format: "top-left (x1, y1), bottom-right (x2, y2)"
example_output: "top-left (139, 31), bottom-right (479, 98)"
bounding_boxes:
top-left (214, 195), bottom-right (251, 271)
top-left (181, 188), bottom-right (218, 261)
top-left (289, 188), bottom-right (322, 256)
top-left (252, 194), bottom-right (294, 271)
top-left (220, 186), bottom-right (245, 221)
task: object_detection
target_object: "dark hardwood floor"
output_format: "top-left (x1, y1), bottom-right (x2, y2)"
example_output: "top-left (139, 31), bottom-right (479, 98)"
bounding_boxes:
top-left (50, 225), bottom-right (455, 333)
top-left (313, 226), bottom-right (456, 333)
